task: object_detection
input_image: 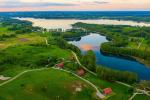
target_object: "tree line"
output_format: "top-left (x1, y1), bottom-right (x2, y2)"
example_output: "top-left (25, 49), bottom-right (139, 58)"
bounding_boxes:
top-left (73, 22), bottom-right (150, 65)
top-left (101, 42), bottom-right (150, 62)
top-left (80, 50), bottom-right (137, 84)
top-left (96, 66), bottom-right (138, 84)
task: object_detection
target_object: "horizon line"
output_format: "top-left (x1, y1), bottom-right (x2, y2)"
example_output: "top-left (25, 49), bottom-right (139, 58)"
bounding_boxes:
top-left (0, 10), bottom-right (150, 13)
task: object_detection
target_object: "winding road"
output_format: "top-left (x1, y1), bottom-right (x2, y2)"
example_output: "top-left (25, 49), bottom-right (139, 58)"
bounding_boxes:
top-left (52, 67), bottom-right (105, 99)
top-left (0, 67), bottom-right (105, 99)
top-left (71, 51), bottom-right (97, 76)
top-left (71, 51), bottom-right (150, 100)
top-left (2, 49), bottom-right (149, 99)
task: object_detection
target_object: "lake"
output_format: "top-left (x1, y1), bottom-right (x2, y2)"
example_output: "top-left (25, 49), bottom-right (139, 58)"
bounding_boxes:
top-left (69, 33), bottom-right (150, 80)
top-left (19, 18), bottom-right (150, 80)
top-left (18, 18), bottom-right (150, 30)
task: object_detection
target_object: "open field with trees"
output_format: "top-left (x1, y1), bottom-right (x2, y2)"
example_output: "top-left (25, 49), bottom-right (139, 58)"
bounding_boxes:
top-left (0, 17), bottom-right (149, 100)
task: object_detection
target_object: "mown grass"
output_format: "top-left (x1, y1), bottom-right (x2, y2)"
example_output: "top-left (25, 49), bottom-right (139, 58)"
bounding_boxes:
top-left (0, 65), bottom-right (29, 76)
top-left (0, 68), bottom-right (95, 100)
top-left (64, 62), bottom-right (133, 100)
top-left (133, 94), bottom-right (150, 100)
top-left (83, 73), bottom-right (132, 100)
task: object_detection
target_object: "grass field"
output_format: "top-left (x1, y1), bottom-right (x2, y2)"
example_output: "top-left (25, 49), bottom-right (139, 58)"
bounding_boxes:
top-left (0, 68), bottom-right (95, 100)
top-left (126, 37), bottom-right (150, 51)
top-left (133, 94), bottom-right (150, 100)
top-left (0, 27), bottom-right (15, 36)
top-left (0, 23), bottom-right (149, 100)
top-left (83, 73), bottom-right (132, 100)
top-left (0, 45), bottom-right (71, 79)
top-left (0, 32), bottom-right (45, 49)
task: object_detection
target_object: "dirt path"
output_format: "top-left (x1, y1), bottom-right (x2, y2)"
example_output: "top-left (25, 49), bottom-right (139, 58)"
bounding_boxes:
top-left (0, 68), bottom-right (49, 87)
top-left (52, 67), bottom-right (105, 99)
top-left (129, 93), bottom-right (143, 100)
top-left (45, 38), bottom-right (49, 45)
top-left (116, 81), bottom-right (132, 88)
top-left (71, 51), bottom-right (150, 99)
top-left (71, 51), bottom-right (106, 99)
top-left (0, 66), bottom-right (105, 99)
top-left (138, 39), bottom-right (144, 49)
top-left (71, 51), bottom-right (97, 76)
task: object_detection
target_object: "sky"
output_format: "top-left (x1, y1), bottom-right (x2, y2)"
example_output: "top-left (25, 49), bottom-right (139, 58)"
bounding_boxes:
top-left (0, 0), bottom-right (150, 12)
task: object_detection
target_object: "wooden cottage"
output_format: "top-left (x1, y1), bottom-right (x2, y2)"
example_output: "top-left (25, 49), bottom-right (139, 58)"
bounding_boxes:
top-left (103, 88), bottom-right (112, 95)
top-left (56, 62), bottom-right (64, 69)
top-left (76, 68), bottom-right (85, 76)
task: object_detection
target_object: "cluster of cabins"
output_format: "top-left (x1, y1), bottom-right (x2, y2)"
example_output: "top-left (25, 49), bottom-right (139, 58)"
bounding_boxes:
top-left (55, 62), bottom-right (112, 96)
top-left (55, 62), bottom-right (85, 76)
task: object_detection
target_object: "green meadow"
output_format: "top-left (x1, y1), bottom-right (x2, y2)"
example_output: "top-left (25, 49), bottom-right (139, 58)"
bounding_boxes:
top-left (0, 19), bottom-right (149, 100)
top-left (0, 68), bottom-right (95, 100)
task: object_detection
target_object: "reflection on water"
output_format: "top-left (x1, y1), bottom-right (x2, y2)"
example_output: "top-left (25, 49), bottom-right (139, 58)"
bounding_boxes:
top-left (69, 33), bottom-right (150, 80)
top-left (18, 18), bottom-right (150, 30)
top-left (19, 18), bottom-right (150, 80)
top-left (80, 44), bottom-right (93, 51)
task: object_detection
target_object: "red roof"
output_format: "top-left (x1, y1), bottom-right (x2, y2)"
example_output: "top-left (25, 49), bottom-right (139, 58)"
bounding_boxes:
top-left (76, 68), bottom-right (85, 76)
top-left (56, 62), bottom-right (64, 68)
top-left (103, 88), bottom-right (112, 95)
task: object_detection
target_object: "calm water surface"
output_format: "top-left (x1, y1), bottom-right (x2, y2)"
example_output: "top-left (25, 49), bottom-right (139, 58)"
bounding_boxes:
top-left (18, 18), bottom-right (150, 30)
top-left (20, 18), bottom-right (150, 80)
top-left (69, 33), bottom-right (150, 80)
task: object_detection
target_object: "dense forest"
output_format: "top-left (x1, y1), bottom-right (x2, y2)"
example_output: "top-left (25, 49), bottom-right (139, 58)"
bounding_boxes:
top-left (0, 11), bottom-right (150, 22)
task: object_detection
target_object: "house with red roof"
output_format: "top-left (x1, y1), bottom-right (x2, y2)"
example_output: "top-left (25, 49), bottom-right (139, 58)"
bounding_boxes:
top-left (55, 62), bottom-right (64, 69)
top-left (103, 88), bottom-right (112, 95)
top-left (76, 68), bottom-right (85, 76)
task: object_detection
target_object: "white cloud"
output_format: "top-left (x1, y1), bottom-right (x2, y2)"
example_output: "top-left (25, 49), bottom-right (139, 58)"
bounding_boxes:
top-left (0, 0), bottom-right (150, 10)
top-left (0, 0), bottom-right (111, 8)
top-left (0, 0), bottom-right (77, 8)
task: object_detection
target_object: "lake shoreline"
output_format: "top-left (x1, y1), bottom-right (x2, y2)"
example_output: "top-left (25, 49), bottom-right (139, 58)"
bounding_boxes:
top-left (100, 49), bottom-right (150, 68)
top-left (17, 18), bottom-right (150, 30)
top-left (19, 18), bottom-right (150, 80)
top-left (69, 33), bottom-right (150, 80)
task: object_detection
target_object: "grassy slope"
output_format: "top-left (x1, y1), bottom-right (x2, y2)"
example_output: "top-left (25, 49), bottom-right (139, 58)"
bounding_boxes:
top-left (0, 27), bottom-right (71, 78)
top-left (0, 45), bottom-right (70, 61)
top-left (83, 73), bottom-right (132, 100)
top-left (0, 68), bottom-right (95, 100)
top-left (0, 45), bottom-right (71, 77)
top-left (133, 95), bottom-right (150, 100)
top-left (0, 27), bottom-right (15, 35)
top-left (0, 32), bottom-right (45, 49)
